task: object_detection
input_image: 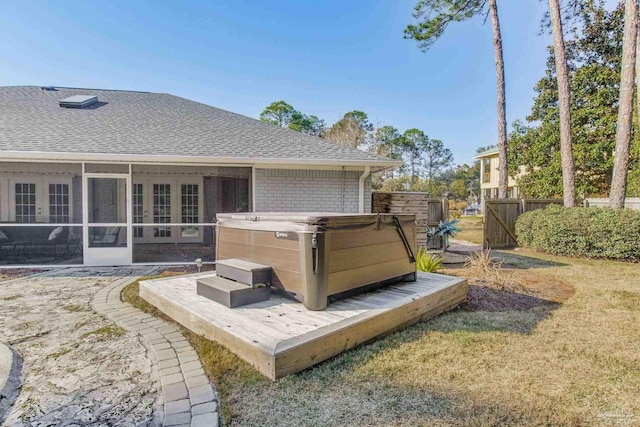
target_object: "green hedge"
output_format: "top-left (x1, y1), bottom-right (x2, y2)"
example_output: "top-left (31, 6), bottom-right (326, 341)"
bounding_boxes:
top-left (515, 204), bottom-right (640, 261)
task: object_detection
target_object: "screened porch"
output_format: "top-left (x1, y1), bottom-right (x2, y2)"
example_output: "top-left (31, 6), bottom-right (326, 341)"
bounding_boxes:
top-left (0, 161), bottom-right (250, 267)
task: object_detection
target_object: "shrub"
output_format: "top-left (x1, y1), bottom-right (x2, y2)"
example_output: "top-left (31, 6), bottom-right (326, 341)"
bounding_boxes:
top-left (515, 204), bottom-right (640, 261)
top-left (416, 248), bottom-right (443, 272)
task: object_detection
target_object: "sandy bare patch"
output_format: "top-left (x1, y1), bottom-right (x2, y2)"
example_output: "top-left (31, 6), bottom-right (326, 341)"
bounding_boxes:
top-left (0, 268), bottom-right (160, 426)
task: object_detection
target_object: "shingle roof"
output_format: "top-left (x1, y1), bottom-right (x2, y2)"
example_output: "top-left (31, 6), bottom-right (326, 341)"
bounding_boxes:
top-left (0, 86), bottom-right (395, 166)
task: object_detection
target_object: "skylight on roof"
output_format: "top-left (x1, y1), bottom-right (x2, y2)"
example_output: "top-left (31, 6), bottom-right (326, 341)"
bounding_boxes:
top-left (59, 95), bottom-right (98, 109)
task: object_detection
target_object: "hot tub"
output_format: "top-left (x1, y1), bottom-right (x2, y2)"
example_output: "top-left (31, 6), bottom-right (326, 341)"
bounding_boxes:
top-left (215, 213), bottom-right (417, 310)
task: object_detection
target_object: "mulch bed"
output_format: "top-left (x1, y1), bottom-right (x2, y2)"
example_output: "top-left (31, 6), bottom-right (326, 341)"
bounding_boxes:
top-left (448, 269), bottom-right (575, 312)
top-left (465, 283), bottom-right (559, 312)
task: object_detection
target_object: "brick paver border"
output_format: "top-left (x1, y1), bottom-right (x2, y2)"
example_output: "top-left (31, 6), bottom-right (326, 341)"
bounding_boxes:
top-left (91, 273), bottom-right (220, 427)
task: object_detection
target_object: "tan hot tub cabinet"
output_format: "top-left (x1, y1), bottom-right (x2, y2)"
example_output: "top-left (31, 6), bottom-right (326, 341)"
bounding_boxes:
top-left (215, 213), bottom-right (417, 310)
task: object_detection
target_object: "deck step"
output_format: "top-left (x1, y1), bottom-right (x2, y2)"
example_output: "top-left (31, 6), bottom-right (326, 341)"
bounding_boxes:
top-left (216, 258), bottom-right (272, 287)
top-left (197, 276), bottom-right (271, 308)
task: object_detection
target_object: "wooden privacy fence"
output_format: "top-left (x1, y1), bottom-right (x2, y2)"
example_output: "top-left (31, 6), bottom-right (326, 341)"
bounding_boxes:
top-left (584, 197), bottom-right (640, 210)
top-left (483, 199), bottom-right (562, 249)
top-left (372, 192), bottom-right (448, 249)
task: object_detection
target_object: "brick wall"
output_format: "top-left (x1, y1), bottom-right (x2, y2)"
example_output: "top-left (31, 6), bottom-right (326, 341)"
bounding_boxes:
top-left (253, 169), bottom-right (372, 213)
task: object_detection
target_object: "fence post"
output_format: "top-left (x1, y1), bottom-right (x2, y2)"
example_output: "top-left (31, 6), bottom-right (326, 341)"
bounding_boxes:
top-left (521, 198), bottom-right (526, 214)
top-left (442, 198), bottom-right (449, 221)
top-left (482, 202), bottom-right (488, 249)
top-left (583, 199), bottom-right (589, 208)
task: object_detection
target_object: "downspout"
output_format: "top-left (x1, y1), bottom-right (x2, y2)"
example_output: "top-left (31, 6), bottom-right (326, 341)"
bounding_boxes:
top-left (341, 166), bottom-right (346, 212)
top-left (358, 165), bottom-right (371, 213)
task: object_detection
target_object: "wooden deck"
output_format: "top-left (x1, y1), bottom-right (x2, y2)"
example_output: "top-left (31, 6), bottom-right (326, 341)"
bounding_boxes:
top-left (140, 272), bottom-right (467, 380)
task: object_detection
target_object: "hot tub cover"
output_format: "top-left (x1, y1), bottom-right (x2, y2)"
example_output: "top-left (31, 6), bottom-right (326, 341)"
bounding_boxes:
top-left (216, 212), bottom-right (415, 233)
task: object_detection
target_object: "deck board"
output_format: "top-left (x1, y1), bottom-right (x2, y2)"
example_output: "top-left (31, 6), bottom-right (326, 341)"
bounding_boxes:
top-left (140, 271), bottom-right (467, 379)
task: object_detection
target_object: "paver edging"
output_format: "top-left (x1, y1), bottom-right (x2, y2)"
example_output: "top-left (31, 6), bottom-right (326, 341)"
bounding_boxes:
top-left (91, 273), bottom-right (220, 427)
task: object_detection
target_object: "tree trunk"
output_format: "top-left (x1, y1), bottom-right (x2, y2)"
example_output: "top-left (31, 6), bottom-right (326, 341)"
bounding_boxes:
top-left (548, 0), bottom-right (577, 207)
top-left (637, 15), bottom-right (640, 135)
top-left (411, 152), bottom-right (417, 188)
top-left (610, 0), bottom-right (638, 209)
top-left (489, 0), bottom-right (508, 199)
top-left (636, 13), bottom-right (640, 192)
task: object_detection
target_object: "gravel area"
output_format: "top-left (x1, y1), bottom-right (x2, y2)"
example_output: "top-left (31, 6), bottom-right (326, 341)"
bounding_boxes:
top-left (0, 267), bottom-right (161, 426)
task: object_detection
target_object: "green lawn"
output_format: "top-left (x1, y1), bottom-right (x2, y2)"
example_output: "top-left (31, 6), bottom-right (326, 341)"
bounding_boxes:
top-left (123, 251), bottom-right (640, 426)
top-left (454, 215), bottom-right (484, 245)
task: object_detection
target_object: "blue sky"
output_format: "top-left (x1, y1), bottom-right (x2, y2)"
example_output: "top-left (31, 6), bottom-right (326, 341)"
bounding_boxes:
top-left (1, 1), bottom-right (561, 165)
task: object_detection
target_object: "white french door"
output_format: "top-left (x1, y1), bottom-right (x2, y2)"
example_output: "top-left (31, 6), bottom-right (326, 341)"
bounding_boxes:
top-left (5, 176), bottom-right (73, 223)
top-left (83, 173), bottom-right (131, 266)
top-left (132, 177), bottom-right (203, 244)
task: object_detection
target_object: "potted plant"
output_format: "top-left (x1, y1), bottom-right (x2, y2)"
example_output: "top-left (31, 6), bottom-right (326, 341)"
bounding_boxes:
top-left (428, 219), bottom-right (460, 249)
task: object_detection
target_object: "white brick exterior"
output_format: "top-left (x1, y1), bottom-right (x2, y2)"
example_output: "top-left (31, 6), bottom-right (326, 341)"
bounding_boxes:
top-left (254, 169), bottom-right (372, 213)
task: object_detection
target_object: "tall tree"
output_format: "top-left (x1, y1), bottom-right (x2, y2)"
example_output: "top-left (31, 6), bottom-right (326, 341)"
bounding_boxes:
top-left (289, 112), bottom-right (325, 136)
top-left (260, 100), bottom-right (295, 127)
top-left (423, 138), bottom-right (453, 182)
top-left (610, 0), bottom-right (638, 208)
top-left (489, 0), bottom-right (508, 199)
top-left (635, 4), bottom-right (640, 198)
top-left (323, 110), bottom-right (374, 148)
top-left (401, 128), bottom-right (427, 186)
top-left (637, 3), bottom-right (640, 137)
top-left (548, 0), bottom-right (577, 207)
top-left (398, 128), bottom-right (453, 188)
top-left (260, 101), bottom-right (325, 136)
top-left (371, 126), bottom-right (403, 158)
top-left (405, 0), bottom-right (509, 198)
top-left (370, 125), bottom-right (405, 178)
top-left (508, 3), bottom-right (640, 199)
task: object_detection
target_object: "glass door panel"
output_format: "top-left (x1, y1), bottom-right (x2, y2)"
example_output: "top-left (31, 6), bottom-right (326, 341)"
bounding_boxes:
top-left (85, 176), bottom-right (130, 266)
top-left (153, 183), bottom-right (171, 237)
top-left (15, 183), bottom-right (37, 223)
top-left (133, 183), bottom-right (144, 239)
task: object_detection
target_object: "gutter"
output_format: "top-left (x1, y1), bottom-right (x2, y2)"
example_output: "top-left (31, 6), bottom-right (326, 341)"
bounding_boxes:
top-left (358, 165), bottom-right (371, 213)
top-left (0, 150), bottom-right (402, 171)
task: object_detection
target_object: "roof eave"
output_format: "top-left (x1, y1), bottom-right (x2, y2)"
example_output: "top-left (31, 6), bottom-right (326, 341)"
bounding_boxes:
top-left (0, 151), bottom-right (402, 172)
top-left (473, 151), bottom-right (498, 159)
